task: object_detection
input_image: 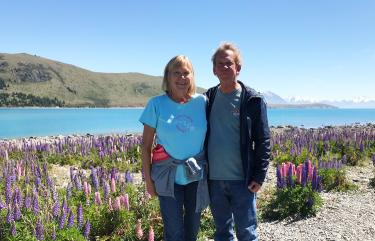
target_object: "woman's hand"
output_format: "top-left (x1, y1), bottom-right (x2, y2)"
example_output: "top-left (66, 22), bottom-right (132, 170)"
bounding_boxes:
top-left (145, 179), bottom-right (157, 197)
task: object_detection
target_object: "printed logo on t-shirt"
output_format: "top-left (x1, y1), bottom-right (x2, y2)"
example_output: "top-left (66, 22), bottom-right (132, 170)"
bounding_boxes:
top-left (175, 115), bottom-right (193, 133)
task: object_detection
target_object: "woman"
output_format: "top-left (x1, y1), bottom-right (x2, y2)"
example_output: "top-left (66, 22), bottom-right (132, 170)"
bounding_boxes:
top-left (139, 55), bottom-right (208, 241)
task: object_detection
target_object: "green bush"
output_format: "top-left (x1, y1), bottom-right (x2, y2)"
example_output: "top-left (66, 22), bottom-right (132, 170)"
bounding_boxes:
top-left (261, 185), bottom-right (323, 221)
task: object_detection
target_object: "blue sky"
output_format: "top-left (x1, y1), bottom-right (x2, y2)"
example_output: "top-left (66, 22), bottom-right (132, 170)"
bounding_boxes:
top-left (2, 0), bottom-right (374, 101)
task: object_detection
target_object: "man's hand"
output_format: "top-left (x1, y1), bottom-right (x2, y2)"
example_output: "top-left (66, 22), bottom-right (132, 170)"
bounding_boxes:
top-left (248, 181), bottom-right (261, 193)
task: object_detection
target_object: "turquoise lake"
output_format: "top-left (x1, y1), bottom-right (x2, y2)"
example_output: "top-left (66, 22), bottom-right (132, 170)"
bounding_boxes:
top-left (1, 108), bottom-right (375, 139)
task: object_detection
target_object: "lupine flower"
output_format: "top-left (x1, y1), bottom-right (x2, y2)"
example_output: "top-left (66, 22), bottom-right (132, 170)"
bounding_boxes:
top-left (35, 177), bottom-right (41, 189)
top-left (276, 165), bottom-right (284, 189)
top-left (11, 221), bottom-right (17, 236)
top-left (372, 154), bottom-right (375, 167)
top-left (111, 178), bottom-right (116, 193)
top-left (51, 187), bottom-right (58, 203)
top-left (58, 208), bottom-right (66, 230)
top-left (77, 203), bottom-right (84, 229)
top-left (74, 174), bottom-right (82, 191)
top-left (66, 182), bottom-right (72, 199)
top-left (312, 167), bottom-right (318, 191)
top-left (103, 181), bottom-right (109, 200)
top-left (68, 209), bottom-right (75, 228)
top-left (32, 192), bottom-right (40, 214)
top-left (5, 175), bottom-right (13, 205)
top-left (136, 219), bottom-right (143, 239)
top-left (35, 219), bottom-right (45, 240)
top-left (13, 203), bottom-right (22, 221)
top-left (287, 164), bottom-right (294, 187)
top-left (52, 201), bottom-right (60, 218)
top-left (113, 197), bottom-right (121, 211)
top-left (124, 194), bottom-right (129, 210)
top-left (0, 199), bottom-right (5, 211)
top-left (107, 195), bottom-right (113, 208)
top-left (148, 226), bottom-right (154, 241)
top-left (90, 168), bottom-right (99, 192)
top-left (7, 204), bottom-right (14, 223)
top-left (125, 170), bottom-right (133, 183)
top-left (51, 226), bottom-right (56, 240)
top-left (83, 181), bottom-right (89, 196)
top-left (94, 192), bottom-right (102, 205)
top-left (25, 194), bottom-right (32, 210)
top-left (84, 220), bottom-right (91, 239)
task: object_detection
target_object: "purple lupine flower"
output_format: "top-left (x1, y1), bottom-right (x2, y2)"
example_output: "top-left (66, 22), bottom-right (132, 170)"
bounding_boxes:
top-left (35, 219), bottom-right (45, 240)
top-left (11, 221), bottom-right (17, 236)
top-left (66, 182), bottom-right (72, 199)
top-left (287, 164), bottom-right (294, 187)
top-left (24, 194), bottom-right (32, 209)
top-left (13, 203), bottom-right (22, 221)
top-left (276, 165), bottom-right (284, 189)
top-left (58, 208), bottom-right (66, 230)
top-left (51, 226), bottom-right (56, 240)
top-left (77, 203), bottom-right (84, 229)
top-left (5, 175), bottom-right (13, 205)
top-left (7, 204), bottom-right (14, 223)
top-left (67, 209), bottom-right (75, 228)
top-left (111, 168), bottom-right (116, 180)
top-left (301, 165), bottom-right (307, 187)
top-left (74, 174), bottom-right (82, 191)
top-left (46, 176), bottom-right (54, 189)
top-left (32, 192), bottom-right (40, 214)
top-left (126, 171), bottom-right (134, 183)
top-left (62, 198), bottom-right (68, 215)
top-left (52, 201), bottom-right (60, 218)
top-left (0, 199), bottom-right (5, 211)
top-left (312, 167), bottom-right (318, 191)
top-left (51, 187), bottom-right (58, 203)
top-left (372, 154), bottom-right (375, 167)
top-left (84, 220), bottom-right (91, 239)
top-left (90, 167), bottom-right (99, 192)
top-left (103, 181), bottom-right (109, 200)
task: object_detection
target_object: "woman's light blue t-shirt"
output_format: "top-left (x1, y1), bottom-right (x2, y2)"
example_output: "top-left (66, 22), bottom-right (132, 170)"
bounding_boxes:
top-left (139, 93), bottom-right (207, 185)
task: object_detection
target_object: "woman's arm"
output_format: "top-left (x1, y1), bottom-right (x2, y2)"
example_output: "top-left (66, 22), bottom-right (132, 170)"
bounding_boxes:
top-left (141, 124), bottom-right (157, 197)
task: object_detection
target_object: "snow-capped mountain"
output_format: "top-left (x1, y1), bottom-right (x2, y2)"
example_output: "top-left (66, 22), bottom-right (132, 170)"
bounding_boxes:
top-left (262, 91), bottom-right (375, 108)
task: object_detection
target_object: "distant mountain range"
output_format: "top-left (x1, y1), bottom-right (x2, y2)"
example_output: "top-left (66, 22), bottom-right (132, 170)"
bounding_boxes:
top-left (263, 91), bottom-right (375, 109)
top-left (0, 53), bottom-right (372, 108)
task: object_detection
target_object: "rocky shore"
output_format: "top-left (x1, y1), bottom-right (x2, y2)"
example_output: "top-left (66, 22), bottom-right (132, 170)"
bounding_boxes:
top-left (257, 162), bottom-right (375, 241)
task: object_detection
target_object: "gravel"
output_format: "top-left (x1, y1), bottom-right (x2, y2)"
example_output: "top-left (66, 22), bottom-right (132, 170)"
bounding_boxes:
top-left (256, 162), bottom-right (375, 241)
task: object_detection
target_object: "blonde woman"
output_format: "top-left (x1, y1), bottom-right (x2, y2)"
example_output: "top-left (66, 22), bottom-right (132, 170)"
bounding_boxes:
top-left (140, 55), bottom-right (208, 241)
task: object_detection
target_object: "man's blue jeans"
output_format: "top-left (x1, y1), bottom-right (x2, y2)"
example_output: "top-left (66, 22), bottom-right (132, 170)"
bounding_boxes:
top-left (159, 181), bottom-right (201, 241)
top-left (209, 180), bottom-right (258, 241)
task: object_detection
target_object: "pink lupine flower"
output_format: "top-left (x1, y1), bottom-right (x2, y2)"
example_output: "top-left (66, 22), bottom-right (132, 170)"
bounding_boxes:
top-left (148, 226), bottom-right (154, 241)
top-left (83, 181), bottom-right (88, 195)
top-left (124, 194), bottom-right (129, 210)
top-left (114, 197), bottom-right (121, 211)
top-left (108, 197), bottom-right (113, 211)
top-left (87, 184), bottom-right (92, 196)
top-left (136, 219), bottom-right (143, 239)
top-left (111, 178), bottom-right (116, 193)
top-left (94, 192), bottom-right (102, 205)
top-left (296, 164), bottom-right (303, 183)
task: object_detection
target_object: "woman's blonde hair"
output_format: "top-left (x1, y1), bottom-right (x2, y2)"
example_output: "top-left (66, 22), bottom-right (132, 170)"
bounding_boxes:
top-left (162, 55), bottom-right (196, 96)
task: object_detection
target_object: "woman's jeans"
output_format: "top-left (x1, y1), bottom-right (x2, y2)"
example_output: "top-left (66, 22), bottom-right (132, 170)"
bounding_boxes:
top-left (159, 181), bottom-right (201, 241)
top-left (209, 180), bottom-right (258, 241)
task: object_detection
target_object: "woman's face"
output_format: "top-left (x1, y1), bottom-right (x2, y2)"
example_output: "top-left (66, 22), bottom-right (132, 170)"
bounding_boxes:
top-left (168, 65), bottom-right (192, 95)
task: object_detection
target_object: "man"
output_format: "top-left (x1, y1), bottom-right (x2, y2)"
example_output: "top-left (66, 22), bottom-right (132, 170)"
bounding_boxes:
top-left (205, 42), bottom-right (271, 241)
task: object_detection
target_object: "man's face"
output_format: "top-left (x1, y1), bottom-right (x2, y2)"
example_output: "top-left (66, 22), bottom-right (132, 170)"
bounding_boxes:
top-left (213, 50), bottom-right (240, 83)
